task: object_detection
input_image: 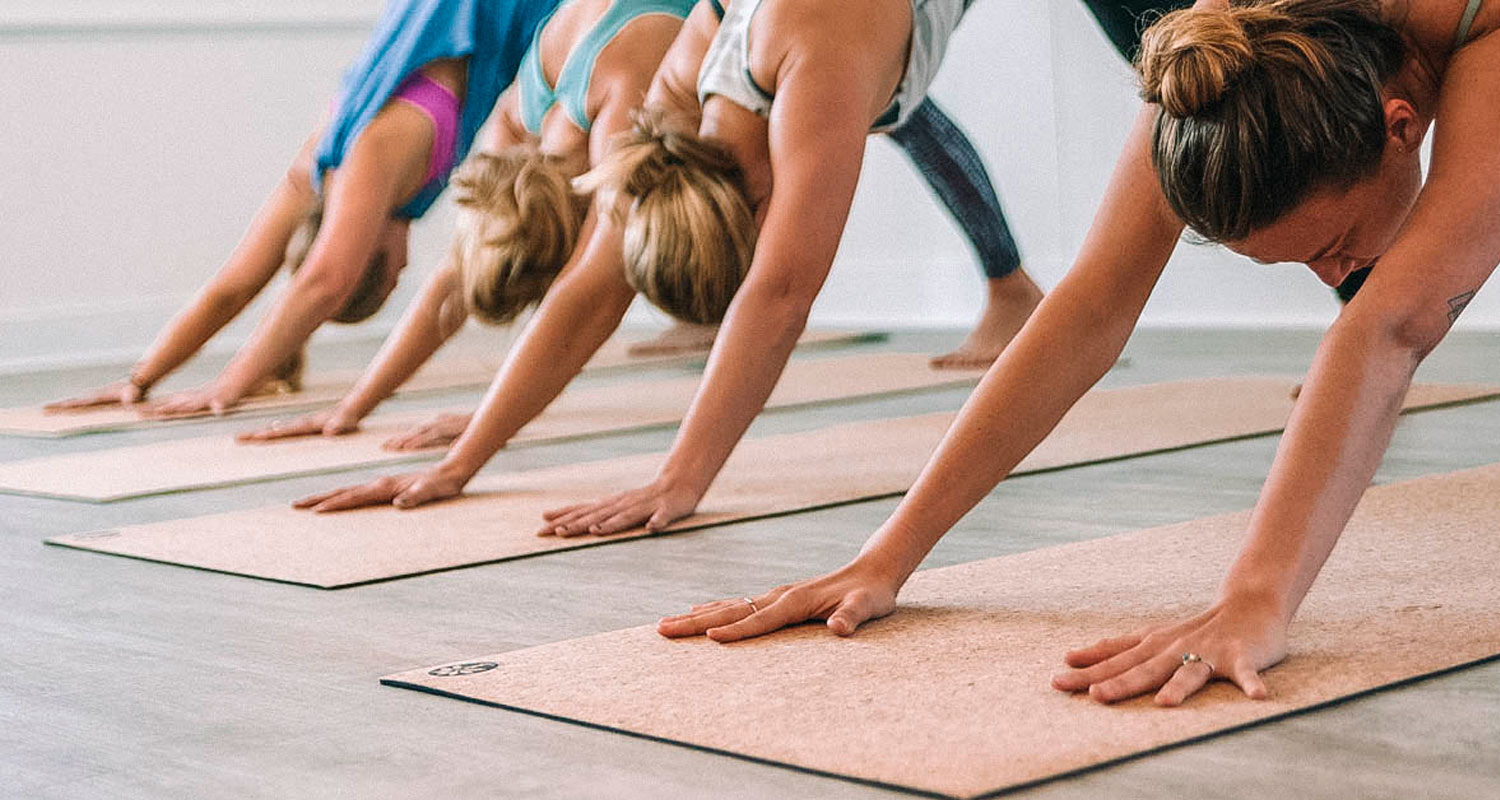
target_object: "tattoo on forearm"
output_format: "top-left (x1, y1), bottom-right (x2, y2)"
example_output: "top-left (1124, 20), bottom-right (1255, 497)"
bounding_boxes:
top-left (1447, 290), bottom-right (1477, 324)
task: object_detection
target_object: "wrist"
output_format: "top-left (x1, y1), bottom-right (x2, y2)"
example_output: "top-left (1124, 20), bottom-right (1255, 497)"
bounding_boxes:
top-left (848, 546), bottom-right (913, 593)
top-left (1217, 576), bottom-right (1296, 622)
top-left (128, 366), bottom-right (156, 396)
top-left (213, 365), bottom-right (257, 403)
top-left (656, 457), bottom-right (713, 501)
top-left (328, 401), bottom-right (364, 428)
top-left (433, 455), bottom-right (479, 486)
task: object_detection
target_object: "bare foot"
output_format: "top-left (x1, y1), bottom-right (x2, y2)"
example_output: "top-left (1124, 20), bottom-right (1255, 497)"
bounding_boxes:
top-left (628, 322), bottom-right (720, 357)
top-left (932, 270), bottom-right (1044, 369)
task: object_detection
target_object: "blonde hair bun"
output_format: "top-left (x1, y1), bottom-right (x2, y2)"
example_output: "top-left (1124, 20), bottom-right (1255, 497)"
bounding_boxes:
top-left (1138, 7), bottom-right (1255, 117)
top-left (451, 146), bottom-right (587, 326)
top-left (577, 110), bottom-right (757, 325)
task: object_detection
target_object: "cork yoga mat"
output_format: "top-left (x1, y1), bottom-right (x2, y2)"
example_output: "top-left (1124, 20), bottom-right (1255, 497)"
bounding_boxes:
top-left (0, 329), bottom-right (877, 438)
top-left (0, 353), bottom-right (980, 502)
top-left (45, 378), bottom-right (1496, 588)
top-left (383, 462), bottom-right (1500, 799)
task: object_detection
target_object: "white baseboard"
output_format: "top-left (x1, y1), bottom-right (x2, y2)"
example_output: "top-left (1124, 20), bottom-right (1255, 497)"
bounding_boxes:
top-left (0, 292), bottom-right (397, 376)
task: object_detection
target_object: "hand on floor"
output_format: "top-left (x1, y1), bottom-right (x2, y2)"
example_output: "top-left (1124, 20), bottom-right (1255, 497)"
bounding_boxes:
top-left (44, 380), bottom-right (144, 412)
top-left (292, 468), bottom-right (466, 512)
top-left (382, 413), bottom-right (472, 451)
top-left (1050, 596), bottom-right (1287, 706)
top-left (538, 478), bottom-right (698, 537)
top-left (237, 410), bottom-right (358, 443)
top-left (140, 384), bottom-right (240, 418)
top-left (657, 560), bottom-right (901, 642)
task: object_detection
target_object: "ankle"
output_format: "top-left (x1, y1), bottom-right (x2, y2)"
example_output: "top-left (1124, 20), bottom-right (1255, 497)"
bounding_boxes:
top-left (986, 270), bottom-right (1042, 304)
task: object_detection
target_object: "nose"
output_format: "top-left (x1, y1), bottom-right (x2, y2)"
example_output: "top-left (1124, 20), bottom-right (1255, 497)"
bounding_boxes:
top-left (1308, 256), bottom-right (1363, 288)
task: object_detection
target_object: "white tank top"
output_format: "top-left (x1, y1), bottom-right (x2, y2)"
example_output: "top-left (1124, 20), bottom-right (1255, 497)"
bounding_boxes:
top-left (696, 0), bottom-right (968, 133)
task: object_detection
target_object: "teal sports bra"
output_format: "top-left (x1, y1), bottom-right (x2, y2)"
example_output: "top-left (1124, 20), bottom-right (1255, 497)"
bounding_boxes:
top-left (517, 0), bottom-right (697, 134)
top-left (1456, 0), bottom-right (1484, 46)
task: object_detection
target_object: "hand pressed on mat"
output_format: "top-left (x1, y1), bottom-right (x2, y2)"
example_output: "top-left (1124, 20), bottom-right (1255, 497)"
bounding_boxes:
top-left (538, 478), bottom-right (699, 537)
top-left (44, 379), bottom-right (145, 412)
top-left (1051, 595), bottom-right (1286, 706)
top-left (293, 467), bottom-right (466, 512)
top-left (382, 412), bottom-right (472, 451)
top-left (141, 384), bottom-right (242, 418)
top-left (237, 409), bottom-right (359, 443)
top-left (658, 559), bottom-right (901, 642)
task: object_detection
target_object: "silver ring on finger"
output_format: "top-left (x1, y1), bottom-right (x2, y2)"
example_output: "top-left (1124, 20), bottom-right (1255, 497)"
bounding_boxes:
top-left (743, 597), bottom-right (759, 614)
top-left (1180, 652), bottom-right (1216, 673)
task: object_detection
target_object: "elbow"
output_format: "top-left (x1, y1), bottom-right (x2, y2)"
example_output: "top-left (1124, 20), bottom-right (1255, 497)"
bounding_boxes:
top-left (735, 274), bottom-right (818, 331)
top-left (1384, 313), bottom-right (1447, 362)
top-left (290, 263), bottom-right (359, 316)
top-left (1340, 301), bottom-right (1449, 365)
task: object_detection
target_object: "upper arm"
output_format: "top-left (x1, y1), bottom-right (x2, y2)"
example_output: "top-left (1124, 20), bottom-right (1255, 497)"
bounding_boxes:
top-left (540, 205), bottom-right (636, 313)
top-left (1340, 31), bottom-right (1500, 352)
top-left (643, 2), bottom-right (719, 120)
top-left (203, 124), bottom-right (328, 303)
top-left (1047, 104), bottom-right (1183, 329)
top-left (299, 119), bottom-right (414, 289)
top-left (733, 54), bottom-right (874, 309)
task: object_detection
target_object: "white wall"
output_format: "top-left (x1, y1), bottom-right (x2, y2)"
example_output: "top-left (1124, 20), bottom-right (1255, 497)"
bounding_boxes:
top-left (1, 1), bottom-right (1495, 372)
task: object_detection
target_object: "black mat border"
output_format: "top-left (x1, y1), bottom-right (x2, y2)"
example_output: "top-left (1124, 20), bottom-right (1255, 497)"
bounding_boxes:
top-left (41, 388), bottom-right (1500, 589)
top-left (381, 651), bottom-right (1500, 799)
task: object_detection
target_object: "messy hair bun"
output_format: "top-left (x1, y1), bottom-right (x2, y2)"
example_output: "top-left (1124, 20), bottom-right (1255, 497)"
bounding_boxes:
top-left (1138, 8), bottom-right (1255, 117)
top-left (451, 146), bottom-right (587, 326)
top-left (576, 110), bottom-right (756, 326)
top-left (1136, 0), bottom-right (1406, 241)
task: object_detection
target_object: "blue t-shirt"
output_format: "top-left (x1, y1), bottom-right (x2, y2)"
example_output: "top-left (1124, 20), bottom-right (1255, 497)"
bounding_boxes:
top-left (312, 0), bottom-right (563, 219)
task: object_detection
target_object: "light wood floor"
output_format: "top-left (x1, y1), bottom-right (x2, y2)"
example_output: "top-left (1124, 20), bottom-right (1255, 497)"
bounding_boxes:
top-left (3, 329), bottom-right (1497, 799)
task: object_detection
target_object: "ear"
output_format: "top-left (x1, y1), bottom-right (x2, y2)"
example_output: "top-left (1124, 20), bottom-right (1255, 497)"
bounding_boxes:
top-left (1383, 97), bottom-right (1424, 154)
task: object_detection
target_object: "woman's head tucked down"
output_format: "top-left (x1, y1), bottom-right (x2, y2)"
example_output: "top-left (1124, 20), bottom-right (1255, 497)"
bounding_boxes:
top-left (580, 111), bottom-right (757, 325)
top-left (451, 147), bottom-right (589, 325)
top-left (1138, 0), bottom-right (1420, 282)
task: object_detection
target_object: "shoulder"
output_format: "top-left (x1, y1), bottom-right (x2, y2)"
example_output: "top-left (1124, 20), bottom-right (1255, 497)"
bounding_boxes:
top-left (595, 9), bottom-right (687, 87)
top-left (748, 0), bottom-right (904, 86)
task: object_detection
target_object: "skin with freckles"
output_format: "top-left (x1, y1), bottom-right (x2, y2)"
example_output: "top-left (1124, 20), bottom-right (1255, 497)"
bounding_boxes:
top-left (663, 0), bottom-right (1500, 709)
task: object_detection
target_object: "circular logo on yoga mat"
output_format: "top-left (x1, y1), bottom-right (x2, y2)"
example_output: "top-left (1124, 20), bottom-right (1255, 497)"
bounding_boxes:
top-left (428, 662), bottom-right (498, 677)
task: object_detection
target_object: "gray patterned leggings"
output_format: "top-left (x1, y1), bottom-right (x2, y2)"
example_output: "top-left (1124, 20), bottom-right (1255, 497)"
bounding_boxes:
top-left (887, 98), bottom-right (1023, 280)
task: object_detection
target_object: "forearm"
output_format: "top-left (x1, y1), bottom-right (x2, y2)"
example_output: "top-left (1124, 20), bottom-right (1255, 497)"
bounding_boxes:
top-left (857, 288), bottom-right (1140, 583)
top-left (854, 105), bottom-right (1181, 584)
top-left (657, 286), bottom-right (808, 495)
top-left (132, 289), bottom-right (259, 387)
top-left (336, 269), bottom-right (464, 421)
top-left (134, 177), bottom-right (312, 387)
top-left (1222, 314), bottom-right (1425, 617)
top-left (437, 280), bottom-right (633, 480)
top-left (214, 276), bottom-right (348, 399)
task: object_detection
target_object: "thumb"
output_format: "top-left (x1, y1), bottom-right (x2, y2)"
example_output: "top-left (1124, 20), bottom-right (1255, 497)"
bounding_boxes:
top-left (826, 593), bottom-right (875, 637)
top-left (393, 483), bottom-right (431, 509)
top-left (644, 506), bottom-right (678, 532)
top-left (1229, 659), bottom-right (1269, 700)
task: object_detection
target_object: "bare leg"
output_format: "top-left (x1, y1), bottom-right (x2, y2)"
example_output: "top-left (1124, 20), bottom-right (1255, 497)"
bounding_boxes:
top-left (931, 269), bottom-right (1043, 369)
top-left (627, 322), bottom-right (720, 357)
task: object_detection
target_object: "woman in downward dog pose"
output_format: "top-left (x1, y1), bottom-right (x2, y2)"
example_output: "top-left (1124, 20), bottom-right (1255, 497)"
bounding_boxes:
top-left (238, 0), bottom-right (701, 449)
top-left (292, 0), bottom-right (1034, 513)
top-left (47, 0), bottom-right (558, 417)
top-left (661, 0), bottom-right (1500, 706)
top-left (247, 0), bottom-right (1033, 452)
